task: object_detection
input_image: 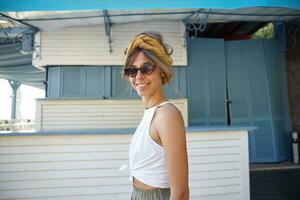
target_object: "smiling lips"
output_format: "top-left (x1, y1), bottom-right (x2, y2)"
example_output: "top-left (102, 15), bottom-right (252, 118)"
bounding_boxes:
top-left (135, 83), bottom-right (150, 91)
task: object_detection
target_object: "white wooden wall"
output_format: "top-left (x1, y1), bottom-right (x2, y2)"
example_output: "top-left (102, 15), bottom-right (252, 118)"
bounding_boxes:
top-left (33, 21), bottom-right (187, 68)
top-left (0, 130), bottom-right (250, 200)
top-left (35, 99), bottom-right (188, 131)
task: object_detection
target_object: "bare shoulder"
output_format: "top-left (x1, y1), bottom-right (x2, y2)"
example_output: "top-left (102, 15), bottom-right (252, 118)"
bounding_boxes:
top-left (154, 103), bottom-right (184, 128)
top-left (156, 103), bottom-right (182, 119)
top-left (154, 103), bottom-right (187, 153)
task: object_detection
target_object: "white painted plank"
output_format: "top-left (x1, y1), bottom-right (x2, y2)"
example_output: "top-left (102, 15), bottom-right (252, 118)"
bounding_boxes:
top-left (8, 193), bottom-right (132, 200)
top-left (34, 21), bottom-right (187, 67)
top-left (188, 154), bottom-right (240, 165)
top-left (0, 135), bottom-right (132, 146)
top-left (0, 168), bottom-right (127, 181)
top-left (0, 151), bottom-right (128, 163)
top-left (0, 160), bottom-right (129, 172)
top-left (190, 193), bottom-right (241, 200)
top-left (0, 185), bottom-right (132, 199)
top-left (190, 170), bottom-right (241, 180)
top-left (191, 185), bottom-right (241, 196)
top-left (37, 99), bottom-right (188, 130)
top-left (188, 146), bottom-right (241, 155)
top-left (0, 144), bottom-right (129, 154)
top-left (189, 177), bottom-right (241, 188)
top-left (189, 162), bottom-right (241, 172)
top-left (0, 176), bottom-right (129, 190)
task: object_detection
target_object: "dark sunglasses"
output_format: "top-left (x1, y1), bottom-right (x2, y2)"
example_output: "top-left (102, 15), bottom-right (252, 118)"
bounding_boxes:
top-left (124, 63), bottom-right (155, 78)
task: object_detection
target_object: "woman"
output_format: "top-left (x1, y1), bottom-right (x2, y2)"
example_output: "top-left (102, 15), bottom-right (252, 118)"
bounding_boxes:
top-left (122, 31), bottom-right (189, 200)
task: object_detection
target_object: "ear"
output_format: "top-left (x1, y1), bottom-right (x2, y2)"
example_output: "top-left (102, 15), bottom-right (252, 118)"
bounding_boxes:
top-left (160, 72), bottom-right (165, 78)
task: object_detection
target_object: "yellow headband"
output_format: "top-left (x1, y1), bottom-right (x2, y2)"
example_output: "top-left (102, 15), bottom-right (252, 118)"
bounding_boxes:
top-left (125, 34), bottom-right (173, 67)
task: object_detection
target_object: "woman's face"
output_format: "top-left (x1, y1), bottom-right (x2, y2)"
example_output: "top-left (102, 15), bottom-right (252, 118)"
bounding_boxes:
top-left (128, 51), bottom-right (164, 98)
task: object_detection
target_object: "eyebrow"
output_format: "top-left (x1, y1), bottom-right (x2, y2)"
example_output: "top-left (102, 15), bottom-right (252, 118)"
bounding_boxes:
top-left (130, 62), bottom-right (153, 68)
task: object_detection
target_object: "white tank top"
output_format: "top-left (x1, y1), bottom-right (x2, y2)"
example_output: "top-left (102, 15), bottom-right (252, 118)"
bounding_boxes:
top-left (129, 101), bottom-right (171, 188)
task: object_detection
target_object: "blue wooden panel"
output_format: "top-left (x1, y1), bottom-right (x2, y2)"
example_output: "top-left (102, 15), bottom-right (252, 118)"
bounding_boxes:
top-left (187, 37), bottom-right (227, 126)
top-left (111, 66), bottom-right (139, 98)
top-left (163, 67), bottom-right (187, 99)
top-left (47, 66), bottom-right (107, 98)
top-left (226, 39), bottom-right (275, 162)
top-left (104, 67), bottom-right (112, 98)
top-left (225, 42), bottom-right (249, 120)
top-left (263, 39), bottom-right (292, 161)
top-left (226, 39), bottom-right (291, 163)
top-left (84, 67), bottom-right (105, 97)
top-left (47, 67), bottom-right (60, 98)
top-left (187, 38), bottom-right (205, 125)
top-left (244, 40), bottom-right (270, 118)
top-left (274, 118), bottom-right (288, 160)
top-left (253, 121), bottom-right (276, 162)
top-left (264, 40), bottom-right (285, 116)
top-left (61, 67), bottom-right (82, 96)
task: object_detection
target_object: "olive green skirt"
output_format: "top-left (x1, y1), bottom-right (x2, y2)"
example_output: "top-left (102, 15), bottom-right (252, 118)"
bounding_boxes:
top-left (131, 186), bottom-right (170, 200)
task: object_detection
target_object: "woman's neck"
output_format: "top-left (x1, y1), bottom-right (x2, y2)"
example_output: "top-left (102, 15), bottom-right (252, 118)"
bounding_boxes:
top-left (142, 94), bottom-right (167, 109)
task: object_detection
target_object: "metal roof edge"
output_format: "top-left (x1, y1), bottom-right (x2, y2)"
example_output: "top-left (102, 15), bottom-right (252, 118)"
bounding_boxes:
top-left (0, 0), bottom-right (300, 12)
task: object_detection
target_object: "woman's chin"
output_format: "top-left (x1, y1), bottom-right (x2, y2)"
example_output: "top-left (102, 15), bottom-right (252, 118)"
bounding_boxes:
top-left (136, 91), bottom-right (146, 97)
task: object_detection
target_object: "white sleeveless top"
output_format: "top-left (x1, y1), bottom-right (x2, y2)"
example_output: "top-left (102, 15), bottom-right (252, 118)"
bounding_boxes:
top-left (129, 101), bottom-right (171, 188)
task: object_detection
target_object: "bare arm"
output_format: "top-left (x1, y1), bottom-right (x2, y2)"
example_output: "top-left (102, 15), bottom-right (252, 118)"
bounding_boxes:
top-left (154, 105), bottom-right (189, 200)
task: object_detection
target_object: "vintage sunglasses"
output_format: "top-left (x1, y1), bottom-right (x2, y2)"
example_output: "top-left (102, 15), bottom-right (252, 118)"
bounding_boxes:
top-left (124, 63), bottom-right (155, 78)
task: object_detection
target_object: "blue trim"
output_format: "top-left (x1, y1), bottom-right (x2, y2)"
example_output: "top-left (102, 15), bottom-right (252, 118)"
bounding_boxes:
top-left (0, 126), bottom-right (256, 136)
top-left (0, 0), bottom-right (299, 11)
top-left (186, 126), bottom-right (257, 132)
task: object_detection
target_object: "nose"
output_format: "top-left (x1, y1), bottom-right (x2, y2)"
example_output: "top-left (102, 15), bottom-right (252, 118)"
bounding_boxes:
top-left (135, 70), bottom-right (144, 79)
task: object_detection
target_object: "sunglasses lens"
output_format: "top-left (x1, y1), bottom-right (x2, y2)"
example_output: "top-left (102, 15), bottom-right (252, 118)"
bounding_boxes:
top-left (124, 68), bottom-right (138, 78)
top-left (140, 64), bottom-right (154, 75)
top-left (124, 63), bottom-right (155, 78)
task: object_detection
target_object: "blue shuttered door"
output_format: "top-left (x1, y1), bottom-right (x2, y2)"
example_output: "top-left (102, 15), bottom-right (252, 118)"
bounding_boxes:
top-left (187, 38), bottom-right (227, 126)
top-left (263, 39), bottom-right (292, 161)
top-left (226, 40), bottom-right (275, 162)
top-left (188, 38), bottom-right (291, 163)
top-left (226, 39), bottom-right (291, 162)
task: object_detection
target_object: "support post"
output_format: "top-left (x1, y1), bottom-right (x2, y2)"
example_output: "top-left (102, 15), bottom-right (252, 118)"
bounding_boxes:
top-left (8, 80), bottom-right (21, 119)
top-left (103, 10), bottom-right (113, 53)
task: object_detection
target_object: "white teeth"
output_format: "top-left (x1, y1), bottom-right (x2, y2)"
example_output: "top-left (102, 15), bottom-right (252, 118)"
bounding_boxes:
top-left (137, 84), bottom-right (147, 87)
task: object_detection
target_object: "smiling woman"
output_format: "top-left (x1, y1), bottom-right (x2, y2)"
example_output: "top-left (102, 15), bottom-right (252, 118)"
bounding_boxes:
top-left (122, 32), bottom-right (189, 200)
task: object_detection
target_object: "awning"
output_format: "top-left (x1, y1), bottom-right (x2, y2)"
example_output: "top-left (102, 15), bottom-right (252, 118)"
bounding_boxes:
top-left (0, 42), bottom-right (45, 89)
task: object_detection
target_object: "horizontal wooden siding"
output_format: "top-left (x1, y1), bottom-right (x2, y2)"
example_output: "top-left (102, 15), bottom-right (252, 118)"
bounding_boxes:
top-left (36, 99), bottom-right (188, 131)
top-left (0, 130), bottom-right (249, 200)
top-left (33, 21), bottom-right (187, 67)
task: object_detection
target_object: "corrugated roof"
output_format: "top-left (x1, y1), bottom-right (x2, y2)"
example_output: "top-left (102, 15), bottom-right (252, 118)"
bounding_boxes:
top-left (0, 42), bottom-right (45, 89)
top-left (1, 8), bottom-right (300, 31)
